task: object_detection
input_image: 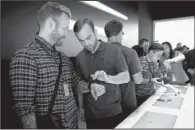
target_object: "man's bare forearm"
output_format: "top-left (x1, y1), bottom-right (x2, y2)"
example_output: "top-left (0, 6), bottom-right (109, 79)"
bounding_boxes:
top-left (108, 71), bottom-right (130, 84)
top-left (78, 92), bottom-right (84, 109)
top-left (132, 71), bottom-right (143, 84)
top-left (142, 78), bottom-right (150, 84)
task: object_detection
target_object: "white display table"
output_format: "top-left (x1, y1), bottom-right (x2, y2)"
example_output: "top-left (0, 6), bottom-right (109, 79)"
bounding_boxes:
top-left (115, 84), bottom-right (194, 128)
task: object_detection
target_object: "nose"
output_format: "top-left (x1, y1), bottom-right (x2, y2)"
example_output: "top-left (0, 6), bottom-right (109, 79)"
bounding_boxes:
top-left (81, 40), bottom-right (87, 47)
top-left (84, 40), bottom-right (91, 46)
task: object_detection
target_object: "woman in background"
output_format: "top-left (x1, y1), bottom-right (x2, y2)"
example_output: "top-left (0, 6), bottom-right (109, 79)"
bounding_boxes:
top-left (164, 47), bottom-right (189, 84)
top-left (162, 42), bottom-right (174, 60)
top-left (160, 42), bottom-right (175, 82)
top-left (167, 47), bottom-right (189, 83)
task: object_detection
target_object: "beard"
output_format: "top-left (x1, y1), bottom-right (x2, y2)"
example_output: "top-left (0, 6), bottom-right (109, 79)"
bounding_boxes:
top-left (51, 29), bottom-right (66, 46)
top-left (55, 36), bottom-right (65, 46)
top-left (86, 38), bottom-right (98, 52)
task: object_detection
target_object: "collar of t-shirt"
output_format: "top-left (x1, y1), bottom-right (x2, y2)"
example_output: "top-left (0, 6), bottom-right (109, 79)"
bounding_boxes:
top-left (35, 35), bottom-right (57, 55)
top-left (110, 42), bottom-right (122, 46)
top-left (84, 40), bottom-right (105, 55)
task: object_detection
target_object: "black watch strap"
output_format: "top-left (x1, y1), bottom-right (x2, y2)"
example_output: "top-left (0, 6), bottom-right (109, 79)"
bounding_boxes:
top-left (88, 82), bottom-right (91, 90)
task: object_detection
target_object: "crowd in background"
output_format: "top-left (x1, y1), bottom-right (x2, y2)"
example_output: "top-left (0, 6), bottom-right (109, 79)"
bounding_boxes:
top-left (132, 39), bottom-right (194, 86)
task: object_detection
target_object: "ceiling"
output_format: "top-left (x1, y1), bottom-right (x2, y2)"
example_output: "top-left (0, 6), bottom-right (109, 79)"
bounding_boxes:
top-left (149, 1), bottom-right (195, 20)
top-left (125, 1), bottom-right (195, 20)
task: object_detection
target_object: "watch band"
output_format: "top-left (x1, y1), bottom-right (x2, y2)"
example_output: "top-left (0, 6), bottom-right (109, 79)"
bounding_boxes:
top-left (88, 82), bottom-right (91, 90)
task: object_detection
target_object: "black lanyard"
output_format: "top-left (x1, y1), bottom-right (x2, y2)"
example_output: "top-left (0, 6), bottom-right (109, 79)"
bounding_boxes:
top-left (35, 38), bottom-right (62, 115)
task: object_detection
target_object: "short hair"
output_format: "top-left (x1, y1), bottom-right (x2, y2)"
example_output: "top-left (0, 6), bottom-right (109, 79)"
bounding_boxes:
top-left (139, 39), bottom-right (149, 45)
top-left (37, 2), bottom-right (71, 28)
top-left (174, 47), bottom-right (184, 52)
top-left (73, 18), bottom-right (95, 33)
top-left (148, 43), bottom-right (164, 52)
top-left (104, 20), bottom-right (123, 38)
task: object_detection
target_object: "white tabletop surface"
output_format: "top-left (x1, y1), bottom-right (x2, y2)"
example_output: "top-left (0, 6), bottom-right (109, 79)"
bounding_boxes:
top-left (115, 84), bottom-right (194, 129)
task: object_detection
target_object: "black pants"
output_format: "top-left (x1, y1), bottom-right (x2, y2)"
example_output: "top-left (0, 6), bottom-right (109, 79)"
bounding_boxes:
top-left (120, 106), bottom-right (136, 121)
top-left (136, 95), bottom-right (151, 107)
top-left (86, 113), bottom-right (123, 129)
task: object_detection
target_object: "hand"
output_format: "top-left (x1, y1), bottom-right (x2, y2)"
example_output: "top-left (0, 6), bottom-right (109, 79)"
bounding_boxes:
top-left (164, 59), bottom-right (175, 64)
top-left (78, 108), bottom-right (86, 122)
top-left (164, 59), bottom-right (171, 63)
top-left (90, 83), bottom-right (106, 100)
top-left (78, 81), bottom-right (90, 93)
top-left (187, 68), bottom-right (194, 75)
top-left (21, 113), bottom-right (37, 128)
top-left (163, 60), bottom-right (171, 70)
top-left (151, 78), bottom-right (163, 85)
top-left (91, 70), bottom-right (110, 83)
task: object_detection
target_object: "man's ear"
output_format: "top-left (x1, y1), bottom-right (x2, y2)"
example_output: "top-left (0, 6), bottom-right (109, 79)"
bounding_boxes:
top-left (45, 17), bottom-right (56, 33)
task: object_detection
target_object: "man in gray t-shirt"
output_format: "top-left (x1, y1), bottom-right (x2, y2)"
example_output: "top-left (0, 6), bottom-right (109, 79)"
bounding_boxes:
top-left (73, 19), bottom-right (130, 129)
top-left (104, 20), bottom-right (143, 120)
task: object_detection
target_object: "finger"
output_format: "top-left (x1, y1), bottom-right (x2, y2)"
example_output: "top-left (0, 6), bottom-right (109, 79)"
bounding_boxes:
top-left (92, 71), bottom-right (100, 80)
top-left (80, 116), bottom-right (85, 122)
top-left (97, 85), bottom-right (106, 97)
top-left (99, 70), bottom-right (107, 77)
top-left (80, 113), bottom-right (86, 122)
top-left (91, 86), bottom-right (98, 100)
top-left (100, 86), bottom-right (105, 95)
top-left (91, 74), bottom-right (94, 79)
top-left (96, 87), bottom-right (102, 97)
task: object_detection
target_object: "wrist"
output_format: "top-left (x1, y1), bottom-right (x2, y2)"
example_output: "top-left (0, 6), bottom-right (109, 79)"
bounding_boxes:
top-left (88, 82), bottom-right (91, 90)
top-left (78, 106), bottom-right (84, 110)
top-left (107, 75), bottom-right (112, 84)
top-left (169, 59), bottom-right (175, 63)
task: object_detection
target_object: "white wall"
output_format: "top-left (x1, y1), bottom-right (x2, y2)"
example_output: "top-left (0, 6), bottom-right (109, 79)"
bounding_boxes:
top-left (153, 16), bottom-right (195, 49)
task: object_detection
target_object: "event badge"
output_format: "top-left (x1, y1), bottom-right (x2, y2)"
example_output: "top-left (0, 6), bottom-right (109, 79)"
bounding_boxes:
top-left (63, 83), bottom-right (70, 96)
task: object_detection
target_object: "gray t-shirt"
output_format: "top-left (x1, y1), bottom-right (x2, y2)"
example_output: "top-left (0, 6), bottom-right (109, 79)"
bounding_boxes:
top-left (111, 42), bottom-right (142, 108)
top-left (76, 40), bottom-right (128, 119)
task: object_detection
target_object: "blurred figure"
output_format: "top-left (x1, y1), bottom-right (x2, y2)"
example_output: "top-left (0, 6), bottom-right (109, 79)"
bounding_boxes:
top-left (104, 20), bottom-right (143, 120)
top-left (176, 43), bottom-right (182, 48)
top-left (136, 43), bottom-right (164, 106)
top-left (183, 49), bottom-right (195, 85)
top-left (160, 42), bottom-right (175, 81)
top-left (162, 42), bottom-right (174, 60)
top-left (165, 47), bottom-right (189, 84)
top-left (183, 45), bottom-right (188, 54)
top-left (132, 39), bottom-right (149, 57)
top-left (186, 47), bottom-right (190, 52)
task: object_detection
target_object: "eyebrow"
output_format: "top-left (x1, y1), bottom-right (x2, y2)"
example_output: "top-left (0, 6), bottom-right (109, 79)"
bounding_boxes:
top-left (78, 34), bottom-right (92, 42)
